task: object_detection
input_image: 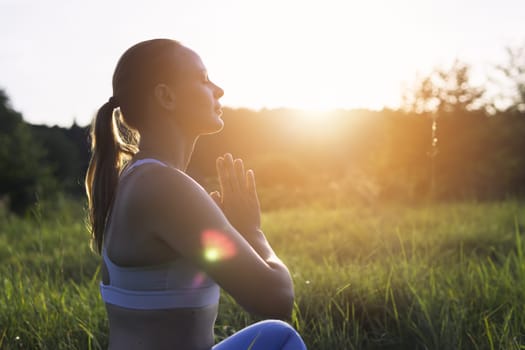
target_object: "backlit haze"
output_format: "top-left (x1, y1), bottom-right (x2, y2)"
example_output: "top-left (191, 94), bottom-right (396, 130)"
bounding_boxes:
top-left (0, 0), bottom-right (524, 127)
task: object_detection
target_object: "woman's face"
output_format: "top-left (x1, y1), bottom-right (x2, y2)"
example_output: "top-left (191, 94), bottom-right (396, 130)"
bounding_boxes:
top-left (168, 46), bottom-right (224, 135)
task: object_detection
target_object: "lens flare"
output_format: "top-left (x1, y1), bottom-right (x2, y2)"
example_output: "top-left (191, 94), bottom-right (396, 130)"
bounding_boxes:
top-left (201, 229), bottom-right (236, 262)
top-left (205, 248), bottom-right (220, 262)
top-left (191, 272), bottom-right (206, 288)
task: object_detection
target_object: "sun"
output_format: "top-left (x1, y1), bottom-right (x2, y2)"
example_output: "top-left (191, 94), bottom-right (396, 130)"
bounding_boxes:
top-left (207, 1), bottom-right (434, 117)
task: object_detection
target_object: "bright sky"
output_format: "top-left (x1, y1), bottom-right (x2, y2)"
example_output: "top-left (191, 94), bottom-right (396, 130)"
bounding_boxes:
top-left (0, 0), bottom-right (523, 127)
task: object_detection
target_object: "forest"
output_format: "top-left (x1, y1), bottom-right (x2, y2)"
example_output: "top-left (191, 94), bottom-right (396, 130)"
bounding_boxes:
top-left (1, 48), bottom-right (524, 214)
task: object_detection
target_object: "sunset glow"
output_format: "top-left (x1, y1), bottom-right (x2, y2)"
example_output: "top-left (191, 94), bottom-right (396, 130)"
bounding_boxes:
top-left (0, 0), bottom-right (523, 126)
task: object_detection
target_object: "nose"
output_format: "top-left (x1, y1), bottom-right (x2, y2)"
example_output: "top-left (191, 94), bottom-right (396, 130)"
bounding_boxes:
top-left (213, 83), bottom-right (224, 99)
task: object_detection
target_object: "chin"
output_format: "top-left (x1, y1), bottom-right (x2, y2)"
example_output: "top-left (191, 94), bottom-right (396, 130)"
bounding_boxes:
top-left (199, 118), bottom-right (224, 135)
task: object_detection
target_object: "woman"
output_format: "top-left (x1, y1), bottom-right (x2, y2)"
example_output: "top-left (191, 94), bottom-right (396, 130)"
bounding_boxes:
top-left (85, 39), bottom-right (306, 350)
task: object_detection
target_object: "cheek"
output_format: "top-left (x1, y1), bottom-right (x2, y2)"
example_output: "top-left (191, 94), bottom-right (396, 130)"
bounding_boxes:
top-left (175, 87), bottom-right (221, 133)
top-left (181, 85), bottom-right (212, 108)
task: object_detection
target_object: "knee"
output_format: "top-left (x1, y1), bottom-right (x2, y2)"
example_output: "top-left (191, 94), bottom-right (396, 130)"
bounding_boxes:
top-left (253, 320), bottom-right (306, 349)
top-left (254, 319), bottom-right (295, 332)
top-left (252, 319), bottom-right (302, 341)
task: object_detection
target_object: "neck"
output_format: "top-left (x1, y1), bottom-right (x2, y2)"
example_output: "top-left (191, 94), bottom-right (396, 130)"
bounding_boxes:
top-left (136, 123), bottom-right (198, 172)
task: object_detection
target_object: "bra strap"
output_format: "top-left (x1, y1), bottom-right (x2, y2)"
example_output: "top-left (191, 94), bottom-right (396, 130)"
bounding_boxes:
top-left (120, 158), bottom-right (169, 178)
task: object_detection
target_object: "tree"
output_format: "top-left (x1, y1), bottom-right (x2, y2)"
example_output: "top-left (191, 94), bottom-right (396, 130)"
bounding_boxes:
top-left (493, 44), bottom-right (525, 113)
top-left (0, 89), bottom-right (55, 214)
top-left (402, 59), bottom-right (486, 114)
top-left (31, 124), bottom-right (86, 194)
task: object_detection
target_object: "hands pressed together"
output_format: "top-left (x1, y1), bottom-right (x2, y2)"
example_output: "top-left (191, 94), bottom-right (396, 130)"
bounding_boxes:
top-left (210, 153), bottom-right (261, 237)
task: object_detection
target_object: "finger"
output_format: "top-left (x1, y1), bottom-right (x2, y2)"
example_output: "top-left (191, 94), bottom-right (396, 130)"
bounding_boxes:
top-left (216, 157), bottom-right (228, 196)
top-left (246, 169), bottom-right (259, 203)
top-left (234, 158), bottom-right (246, 192)
top-left (224, 153), bottom-right (240, 194)
top-left (210, 191), bottom-right (222, 207)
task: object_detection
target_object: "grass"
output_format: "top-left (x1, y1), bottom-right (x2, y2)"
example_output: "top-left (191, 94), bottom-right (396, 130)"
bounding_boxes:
top-left (0, 197), bottom-right (524, 349)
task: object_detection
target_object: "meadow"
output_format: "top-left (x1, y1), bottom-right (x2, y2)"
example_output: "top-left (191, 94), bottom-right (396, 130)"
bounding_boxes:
top-left (0, 196), bottom-right (524, 349)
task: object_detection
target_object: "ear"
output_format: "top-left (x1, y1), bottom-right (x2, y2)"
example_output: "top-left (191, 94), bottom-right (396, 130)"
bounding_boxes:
top-left (153, 83), bottom-right (177, 111)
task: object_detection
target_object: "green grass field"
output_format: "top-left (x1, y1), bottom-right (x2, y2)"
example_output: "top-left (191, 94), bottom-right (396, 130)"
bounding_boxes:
top-left (1, 197), bottom-right (524, 349)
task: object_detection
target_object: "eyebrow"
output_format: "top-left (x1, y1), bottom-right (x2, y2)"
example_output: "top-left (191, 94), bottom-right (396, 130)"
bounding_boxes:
top-left (197, 69), bottom-right (210, 80)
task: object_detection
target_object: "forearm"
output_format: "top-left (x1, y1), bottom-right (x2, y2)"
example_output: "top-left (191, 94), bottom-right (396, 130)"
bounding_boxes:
top-left (245, 229), bottom-right (294, 289)
top-left (244, 229), bottom-right (282, 263)
top-left (241, 229), bottom-right (295, 318)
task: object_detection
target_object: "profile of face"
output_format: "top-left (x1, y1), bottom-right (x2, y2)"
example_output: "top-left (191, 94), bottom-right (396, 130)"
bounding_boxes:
top-left (156, 45), bottom-right (225, 136)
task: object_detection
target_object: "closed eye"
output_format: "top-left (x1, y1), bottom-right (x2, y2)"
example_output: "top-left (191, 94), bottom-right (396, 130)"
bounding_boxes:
top-left (200, 70), bottom-right (210, 83)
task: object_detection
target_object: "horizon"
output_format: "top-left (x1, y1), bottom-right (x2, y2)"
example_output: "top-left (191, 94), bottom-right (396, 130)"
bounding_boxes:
top-left (17, 105), bottom-right (389, 129)
top-left (1, 0), bottom-right (524, 127)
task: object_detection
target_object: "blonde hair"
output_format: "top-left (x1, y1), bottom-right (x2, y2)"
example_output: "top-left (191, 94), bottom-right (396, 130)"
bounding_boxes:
top-left (85, 39), bottom-right (181, 253)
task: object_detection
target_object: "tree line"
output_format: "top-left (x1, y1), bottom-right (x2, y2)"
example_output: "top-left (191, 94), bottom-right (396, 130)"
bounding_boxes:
top-left (0, 45), bottom-right (524, 213)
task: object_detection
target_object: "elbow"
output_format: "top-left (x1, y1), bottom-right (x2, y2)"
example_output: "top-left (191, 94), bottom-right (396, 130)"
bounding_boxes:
top-left (233, 266), bottom-right (296, 320)
top-left (249, 287), bottom-right (295, 320)
top-left (271, 289), bottom-right (295, 320)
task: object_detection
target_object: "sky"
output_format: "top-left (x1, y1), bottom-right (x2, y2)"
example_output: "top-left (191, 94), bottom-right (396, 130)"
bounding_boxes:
top-left (0, 0), bottom-right (524, 127)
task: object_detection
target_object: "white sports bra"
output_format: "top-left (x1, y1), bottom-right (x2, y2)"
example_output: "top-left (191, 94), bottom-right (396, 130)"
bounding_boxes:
top-left (99, 158), bottom-right (220, 310)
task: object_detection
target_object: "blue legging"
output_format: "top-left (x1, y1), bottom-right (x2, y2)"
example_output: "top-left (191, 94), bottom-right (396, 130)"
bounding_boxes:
top-left (213, 320), bottom-right (307, 349)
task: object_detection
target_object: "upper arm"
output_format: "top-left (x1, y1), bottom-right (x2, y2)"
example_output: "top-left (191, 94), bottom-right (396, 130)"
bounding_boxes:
top-left (136, 167), bottom-right (293, 317)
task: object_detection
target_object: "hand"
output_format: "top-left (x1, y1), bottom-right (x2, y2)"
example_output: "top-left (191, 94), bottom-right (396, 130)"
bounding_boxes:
top-left (210, 153), bottom-right (261, 236)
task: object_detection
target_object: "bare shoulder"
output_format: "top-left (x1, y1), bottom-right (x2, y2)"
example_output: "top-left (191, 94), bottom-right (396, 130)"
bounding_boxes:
top-left (119, 163), bottom-right (226, 240)
top-left (121, 164), bottom-right (208, 213)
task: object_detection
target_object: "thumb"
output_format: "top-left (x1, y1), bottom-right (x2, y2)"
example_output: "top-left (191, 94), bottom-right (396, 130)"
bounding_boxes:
top-left (210, 191), bottom-right (222, 207)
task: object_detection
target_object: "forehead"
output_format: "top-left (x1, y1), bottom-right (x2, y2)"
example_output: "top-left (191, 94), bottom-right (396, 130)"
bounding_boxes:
top-left (173, 46), bottom-right (207, 76)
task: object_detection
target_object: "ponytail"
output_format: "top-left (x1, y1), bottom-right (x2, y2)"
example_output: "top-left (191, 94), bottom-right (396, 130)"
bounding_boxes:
top-left (85, 99), bottom-right (138, 253)
top-left (86, 39), bottom-right (180, 253)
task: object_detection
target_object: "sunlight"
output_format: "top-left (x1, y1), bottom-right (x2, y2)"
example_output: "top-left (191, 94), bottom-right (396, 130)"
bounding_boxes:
top-left (208, 0), bottom-right (436, 115)
top-left (4, 0), bottom-right (522, 126)
top-left (277, 108), bottom-right (353, 140)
